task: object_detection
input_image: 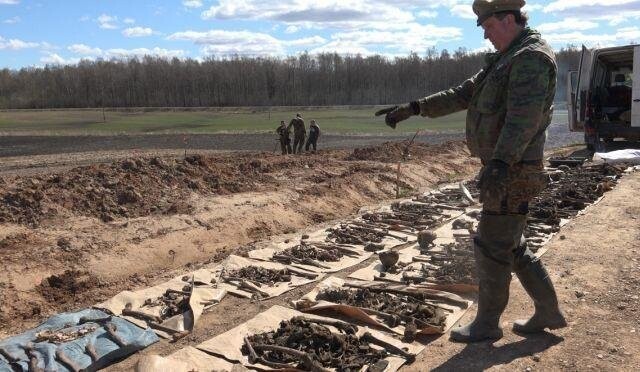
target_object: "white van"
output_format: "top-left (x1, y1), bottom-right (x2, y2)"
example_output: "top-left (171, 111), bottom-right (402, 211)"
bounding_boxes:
top-left (567, 44), bottom-right (640, 151)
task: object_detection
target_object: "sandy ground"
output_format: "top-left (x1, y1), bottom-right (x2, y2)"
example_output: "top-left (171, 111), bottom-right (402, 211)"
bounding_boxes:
top-left (3, 128), bottom-right (637, 371)
top-left (403, 171), bottom-right (640, 371)
top-left (97, 168), bottom-right (640, 372)
top-left (0, 141), bottom-right (480, 338)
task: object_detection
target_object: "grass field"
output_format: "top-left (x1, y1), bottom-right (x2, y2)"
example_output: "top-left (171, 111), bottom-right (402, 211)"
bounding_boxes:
top-left (0, 107), bottom-right (467, 135)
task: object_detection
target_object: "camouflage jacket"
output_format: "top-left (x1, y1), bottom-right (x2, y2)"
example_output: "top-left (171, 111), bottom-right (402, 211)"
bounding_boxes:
top-left (288, 117), bottom-right (306, 136)
top-left (276, 124), bottom-right (290, 139)
top-left (418, 28), bottom-right (557, 165)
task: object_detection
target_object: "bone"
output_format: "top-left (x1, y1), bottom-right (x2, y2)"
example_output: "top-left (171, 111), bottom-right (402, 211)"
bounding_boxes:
top-left (55, 348), bottom-right (82, 372)
top-left (85, 342), bottom-right (99, 362)
top-left (361, 332), bottom-right (416, 363)
top-left (104, 323), bottom-right (127, 348)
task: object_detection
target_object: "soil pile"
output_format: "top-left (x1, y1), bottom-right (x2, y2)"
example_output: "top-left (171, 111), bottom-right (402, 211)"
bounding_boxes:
top-left (0, 142), bottom-right (467, 227)
top-left (347, 141), bottom-right (463, 162)
top-left (37, 270), bottom-right (102, 303)
top-left (0, 153), bottom-right (318, 226)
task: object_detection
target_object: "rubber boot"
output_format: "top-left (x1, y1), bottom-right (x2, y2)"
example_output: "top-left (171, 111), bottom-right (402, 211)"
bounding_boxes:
top-left (449, 244), bottom-right (510, 342)
top-left (449, 214), bottom-right (525, 343)
top-left (513, 249), bottom-right (567, 333)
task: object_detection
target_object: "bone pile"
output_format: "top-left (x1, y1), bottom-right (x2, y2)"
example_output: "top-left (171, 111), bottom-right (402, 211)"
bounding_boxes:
top-left (525, 163), bottom-right (624, 252)
top-left (242, 317), bottom-right (397, 372)
top-left (271, 242), bottom-right (362, 270)
top-left (316, 287), bottom-right (446, 329)
top-left (415, 237), bottom-right (476, 285)
top-left (326, 224), bottom-right (385, 245)
top-left (225, 266), bottom-right (292, 286)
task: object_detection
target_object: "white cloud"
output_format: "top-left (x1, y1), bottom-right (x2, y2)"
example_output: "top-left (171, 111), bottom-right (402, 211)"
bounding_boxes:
top-left (536, 18), bottom-right (599, 33)
top-left (543, 1), bottom-right (640, 26)
top-left (286, 36), bottom-right (327, 47)
top-left (168, 29), bottom-right (329, 56)
top-left (183, 0), bottom-right (203, 8)
top-left (40, 53), bottom-right (79, 65)
top-left (39, 42), bottom-right (58, 51)
top-left (68, 44), bottom-right (103, 55)
top-left (317, 24), bottom-right (463, 55)
top-left (309, 40), bottom-right (374, 56)
top-left (471, 39), bottom-right (494, 54)
top-left (169, 30), bottom-right (287, 55)
top-left (123, 18), bottom-right (135, 24)
top-left (79, 15), bottom-right (90, 22)
top-left (65, 44), bottom-right (187, 61)
top-left (122, 27), bottom-right (153, 37)
top-left (543, 26), bottom-right (640, 48)
top-left (106, 47), bottom-right (185, 59)
top-left (285, 25), bottom-right (300, 34)
top-left (0, 0), bottom-right (20, 4)
top-left (3, 16), bottom-right (20, 24)
top-left (417, 10), bottom-right (438, 18)
top-left (544, 0), bottom-right (638, 13)
top-left (97, 14), bottom-right (118, 29)
top-left (0, 36), bottom-right (39, 50)
top-left (450, 4), bottom-right (476, 20)
top-left (201, 1), bottom-right (415, 31)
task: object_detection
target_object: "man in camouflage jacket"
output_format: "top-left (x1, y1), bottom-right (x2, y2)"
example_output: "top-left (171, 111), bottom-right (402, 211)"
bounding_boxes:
top-left (288, 113), bottom-right (306, 154)
top-left (276, 120), bottom-right (292, 154)
top-left (377, 0), bottom-right (566, 343)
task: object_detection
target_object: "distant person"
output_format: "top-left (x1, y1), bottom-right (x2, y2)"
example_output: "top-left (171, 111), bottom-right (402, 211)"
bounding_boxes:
top-left (376, 0), bottom-right (566, 343)
top-left (305, 120), bottom-right (321, 152)
top-left (276, 120), bottom-right (292, 154)
top-left (288, 113), bottom-right (306, 154)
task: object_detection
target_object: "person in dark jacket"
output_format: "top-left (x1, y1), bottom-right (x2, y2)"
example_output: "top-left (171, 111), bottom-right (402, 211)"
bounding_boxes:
top-left (305, 120), bottom-right (321, 152)
top-left (288, 113), bottom-right (306, 154)
top-left (276, 120), bottom-right (292, 154)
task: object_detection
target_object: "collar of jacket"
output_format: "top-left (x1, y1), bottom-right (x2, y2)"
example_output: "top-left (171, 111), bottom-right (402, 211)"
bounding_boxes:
top-left (483, 27), bottom-right (539, 65)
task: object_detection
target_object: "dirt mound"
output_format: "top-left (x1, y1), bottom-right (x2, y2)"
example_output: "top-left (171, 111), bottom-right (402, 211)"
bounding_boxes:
top-left (0, 153), bottom-right (289, 226)
top-left (36, 270), bottom-right (102, 303)
top-left (347, 141), bottom-right (462, 162)
top-left (0, 143), bottom-right (466, 227)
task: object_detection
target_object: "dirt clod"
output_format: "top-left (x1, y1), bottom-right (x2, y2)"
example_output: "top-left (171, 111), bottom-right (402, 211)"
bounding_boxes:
top-left (37, 270), bottom-right (101, 303)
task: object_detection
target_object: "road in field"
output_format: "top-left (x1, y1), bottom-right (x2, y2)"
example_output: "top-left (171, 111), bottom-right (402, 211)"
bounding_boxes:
top-left (0, 110), bottom-right (581, 158)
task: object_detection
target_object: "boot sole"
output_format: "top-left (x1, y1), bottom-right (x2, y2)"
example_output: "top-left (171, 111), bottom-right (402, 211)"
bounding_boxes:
top-left (450, 330), bottom-right (503, 343)
top-left (512, 319), bottom-right (568, 334)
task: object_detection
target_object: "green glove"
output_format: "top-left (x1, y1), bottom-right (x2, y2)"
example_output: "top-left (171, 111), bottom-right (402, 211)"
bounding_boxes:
top-left (478, 159), bottom-right (509, 203)
top-left (374, 101), bottom-right (420, 129)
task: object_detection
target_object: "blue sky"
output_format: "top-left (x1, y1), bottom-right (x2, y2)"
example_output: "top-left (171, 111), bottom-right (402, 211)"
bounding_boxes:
top-left (1, 0), bottom-right (640, 69)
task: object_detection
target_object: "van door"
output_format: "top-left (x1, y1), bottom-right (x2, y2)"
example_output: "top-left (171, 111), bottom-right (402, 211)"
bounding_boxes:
top-left (633, 45), bottom-right (640, 127)
top-left (567, 70), bottom-right (579, 131)
top-left (569, 45), bottom-right (594, 131)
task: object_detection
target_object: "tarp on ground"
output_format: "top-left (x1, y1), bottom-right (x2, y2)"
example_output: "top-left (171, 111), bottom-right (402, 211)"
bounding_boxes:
top-left (0, 309), bottom-right (157, 372)
top-left (135, 346), bottom-right (243, 372)
top-left (196, 305), bottom-right (424, 372)
top-left (293, 276), bottom-right (472, 335)
top-left (349, 213), bottom-right (479, 295)
top-left (96, 268), bottom-right (226, 339)
top-left (215, 255), bottom-right (323, 299)
top-left (594, 149), bottom-right (640, 164)
top-left (247, 239), bottom-right (374, 274)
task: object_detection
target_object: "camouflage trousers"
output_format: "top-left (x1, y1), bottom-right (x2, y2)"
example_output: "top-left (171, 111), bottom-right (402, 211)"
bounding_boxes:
top-left (293, 134), bottom-right (306, 154)
top-left (481, 162), bottom-right (548, 215)
top-left (477, 162), bottom-right (549, 269)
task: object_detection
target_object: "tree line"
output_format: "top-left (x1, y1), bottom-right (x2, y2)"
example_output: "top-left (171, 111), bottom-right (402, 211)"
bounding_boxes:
top-left (0, 47), bottom-right (581, 109)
